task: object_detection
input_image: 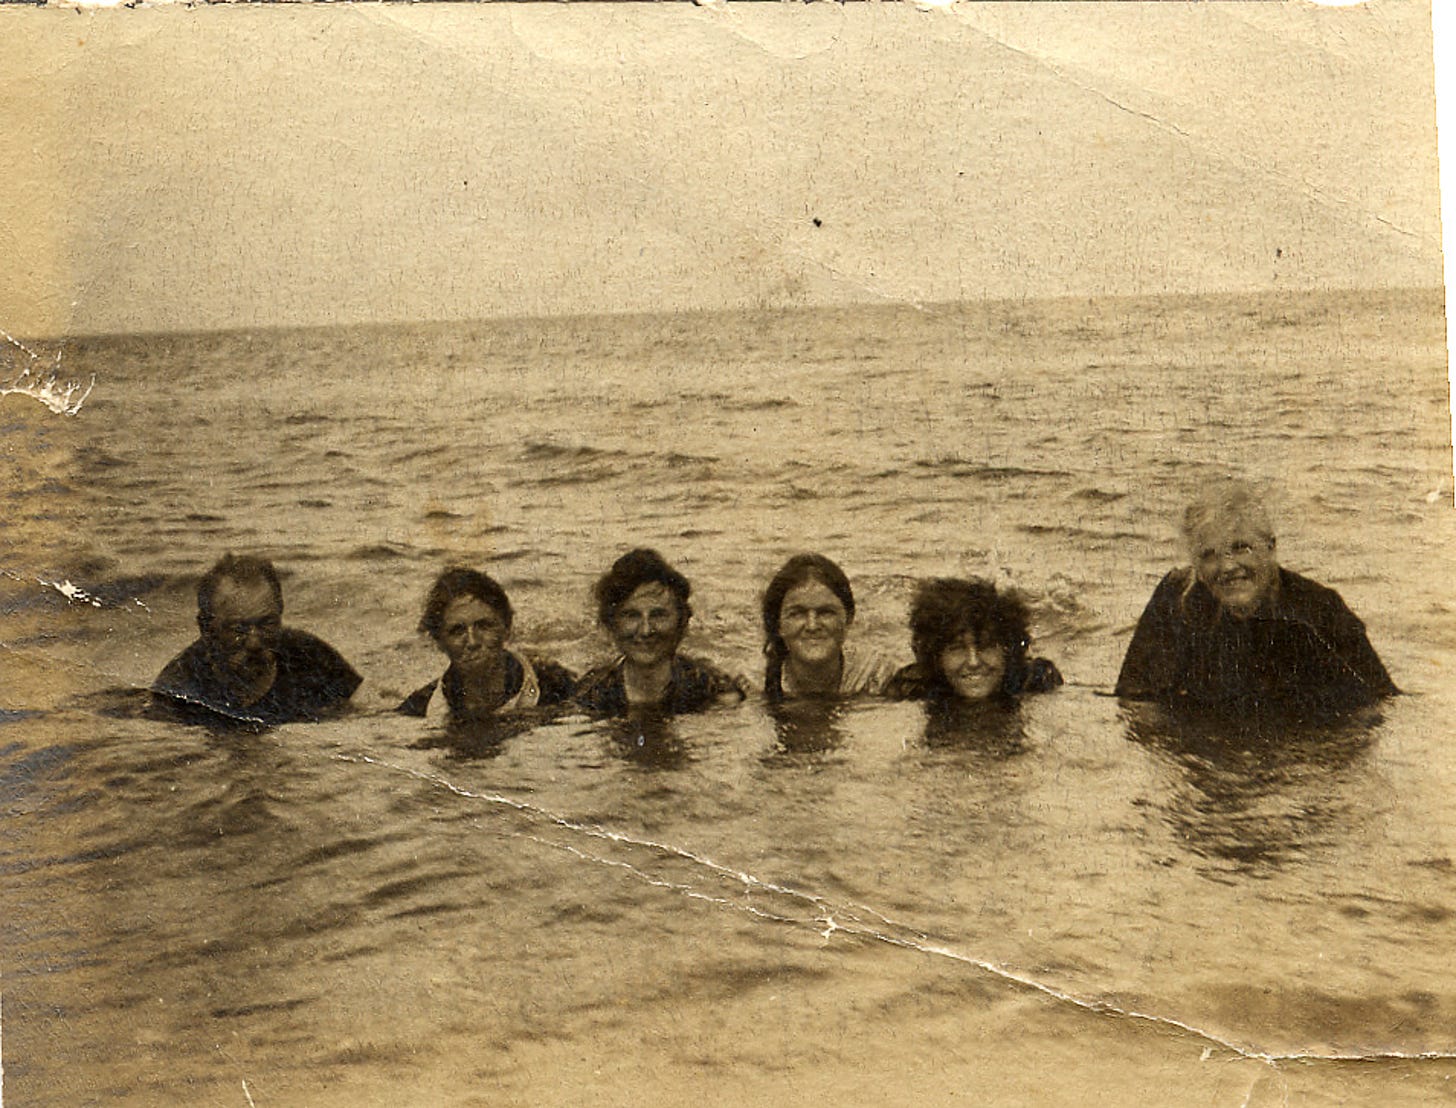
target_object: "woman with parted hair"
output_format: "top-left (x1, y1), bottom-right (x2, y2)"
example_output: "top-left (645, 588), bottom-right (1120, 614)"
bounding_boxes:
top-left (760, 553), bottom-right (898, 701)
top-left (574, 548), bottom-right (747, 716)
top-left (398, 567), bottom-right (576, 721)
top-left (887, 577), bottom-right (1062, 703)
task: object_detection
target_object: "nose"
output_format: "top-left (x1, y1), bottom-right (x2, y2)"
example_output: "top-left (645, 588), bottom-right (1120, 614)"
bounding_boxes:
top-left (803, 611), bottom-right (822, 631)
top-left (243, 626), bottom-right (267, 649)
top-left (630, 613), bottom-right (653, 637)
top-left (465, 624), bottom-right (483, 647)
top-left (960, 644), bottom-right (992, 670)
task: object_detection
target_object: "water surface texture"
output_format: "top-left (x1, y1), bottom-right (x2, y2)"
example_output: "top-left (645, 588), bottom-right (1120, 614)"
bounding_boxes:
top-left (3, 288), bottom-right (1455, 1105)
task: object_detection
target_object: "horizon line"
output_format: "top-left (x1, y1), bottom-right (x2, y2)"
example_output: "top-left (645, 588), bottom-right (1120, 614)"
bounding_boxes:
top-left (15, 283), bottom-right (1447, 346)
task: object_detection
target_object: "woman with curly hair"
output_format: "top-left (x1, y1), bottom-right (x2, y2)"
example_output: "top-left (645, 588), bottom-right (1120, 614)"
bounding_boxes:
top-left (888, 577), bottom-right (1061, 703)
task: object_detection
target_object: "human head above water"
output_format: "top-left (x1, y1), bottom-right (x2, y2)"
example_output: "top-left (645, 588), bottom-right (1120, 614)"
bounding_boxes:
top-left (196, 553), bottom-right (286, 686)
top-left (908, 577), bottom-right (1031, 700)
top-left (1180, 479), bottom-right (1279, 617)
top-left (197, 553), bottom-right (283, 632)
top-left (594, 548), bottom-right (693, 629)
top-left (418, 567), bottom-right (514, 641)
top-left (760, 553), bottom-right (856, 657)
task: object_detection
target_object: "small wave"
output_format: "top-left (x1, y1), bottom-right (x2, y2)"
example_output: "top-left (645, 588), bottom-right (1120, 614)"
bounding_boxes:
top-left (210, 998), bottom-right (314, 1020)
top-left (723, 397), bottom-right (799, 412)
top-left (1071, 488), bottom-right (1127, 503)
top-left (297, 498), bottom-right (332, 509)
top-left (87, 574), bottom-right (169, 604)
top-left (513, 469), bottom-right (627, 490)
top-left (346, 543), bottom-right (410, 561)
top-left (521, 440), bottom-right (624, 462)
top-left (388, 444), bottom-right (453, 464)
top-left (75, 447), bottom-right (131, 470)
top-left (1018, 524), bottom-right (1150, 542)
top-left (914, 461), bottom-right (1072, 481)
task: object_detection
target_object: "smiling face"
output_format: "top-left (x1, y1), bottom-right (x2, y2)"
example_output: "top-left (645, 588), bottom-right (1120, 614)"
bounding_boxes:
top-left (611, 582), bottom-right (685, 669)
top-left (203, 575), bottom-right (283, 689)
top-left (435, 595), bottom-right (510, 674)
top-left (778, 580), bottom-right (850, 670)
top-left (935, 630), bottom-right (1007, 701)
top-left (1190, 513), bottom-right (1279, 618)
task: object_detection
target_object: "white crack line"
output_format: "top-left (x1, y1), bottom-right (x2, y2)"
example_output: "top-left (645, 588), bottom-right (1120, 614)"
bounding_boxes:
top-left (339, 749), bottom-right (1456, 1069)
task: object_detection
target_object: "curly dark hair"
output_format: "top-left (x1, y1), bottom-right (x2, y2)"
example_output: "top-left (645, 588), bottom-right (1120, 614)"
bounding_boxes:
top-left (418, 567), bottom-right (514, 640)
top-left (594, 548), bottom-right (693, 629)
top-left (908, 577), bottom-right (1032, 699)
top-left (760, 553), bottom-right (855, 700)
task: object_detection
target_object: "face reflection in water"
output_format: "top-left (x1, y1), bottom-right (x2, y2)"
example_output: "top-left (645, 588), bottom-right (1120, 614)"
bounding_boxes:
top-left (936, 631), bottom-right (1007, 701)
top-left (611, 582), bottom-right (684, 669)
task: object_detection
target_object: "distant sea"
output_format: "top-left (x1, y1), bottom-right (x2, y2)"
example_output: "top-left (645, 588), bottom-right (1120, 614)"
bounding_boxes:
top-left (3, 287), bottom-right (1455, 1105)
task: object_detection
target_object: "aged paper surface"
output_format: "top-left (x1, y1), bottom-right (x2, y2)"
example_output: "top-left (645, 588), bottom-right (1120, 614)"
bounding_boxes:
top-left (1, 3), bottom-right (1452, 1106)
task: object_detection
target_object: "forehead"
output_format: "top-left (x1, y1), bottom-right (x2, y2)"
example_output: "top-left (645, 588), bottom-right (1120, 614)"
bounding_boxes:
top-left (620, 581), bottom-right (677, 610)
top-left (781, 580), bottom-right (845, 609)
top-left (441, 595), bottom-right (506, 625)
top-left (1191, 513), bottom-right (1269, 548)
top-left (944, 622), bottom-right (997, 645)
top-left (210, 576), bottom-right (281, 619)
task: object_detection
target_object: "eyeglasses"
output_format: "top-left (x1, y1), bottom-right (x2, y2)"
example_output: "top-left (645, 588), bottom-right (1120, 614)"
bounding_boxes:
top-left (1196, 539), bottom-right (1272, 562)
top-left (216, 615), bottom-right (282, 641)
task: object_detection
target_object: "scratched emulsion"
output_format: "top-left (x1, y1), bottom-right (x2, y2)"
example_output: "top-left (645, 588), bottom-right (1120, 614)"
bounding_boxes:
top-left (2, 288), bottom-right (1455, 1105)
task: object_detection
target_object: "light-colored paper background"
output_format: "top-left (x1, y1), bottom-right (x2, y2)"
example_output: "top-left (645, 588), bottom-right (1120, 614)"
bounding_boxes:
top-left (1, 3), bottom-right (1452, 1106)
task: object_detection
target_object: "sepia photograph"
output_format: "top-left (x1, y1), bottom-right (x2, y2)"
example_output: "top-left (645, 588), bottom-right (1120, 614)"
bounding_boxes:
top-left (1, 1), bottom-right (1452, 1104)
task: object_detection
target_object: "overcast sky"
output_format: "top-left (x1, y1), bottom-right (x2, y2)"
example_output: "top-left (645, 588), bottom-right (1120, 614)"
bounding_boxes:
top-left (0, 1), bottom-right (1441, 336)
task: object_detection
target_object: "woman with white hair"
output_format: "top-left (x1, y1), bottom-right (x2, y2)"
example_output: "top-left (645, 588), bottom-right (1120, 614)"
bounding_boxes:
top-left (1115, 479), bottom-right (1397, 714)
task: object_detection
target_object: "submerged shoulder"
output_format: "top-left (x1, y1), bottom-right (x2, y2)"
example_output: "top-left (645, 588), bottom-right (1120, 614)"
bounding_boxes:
top-left (521, 653), bottom-right (578, 705)
top-left (1021, 656), bottom-right (1064, 694)
top-left (279, 627), bottom-right (352, 665)
top-left (884, 662), bottom-right (932, 701)
top-left (1277, 568), bottom-right (1354, 611)
top-left (151, 640), bottom-right (210, 696)
top-left (280, 627), bottom-right (361, 687)
top-left (676, 654), bottom-right (748, 697)
top-left (842, 643), bottom-right (900, 696)
top-left (1148, 567), bottom-right (1195, 603)
top-left (396, 679), bottom-right (439, 717)
top-left (573, 661), bottom-right (625, 707)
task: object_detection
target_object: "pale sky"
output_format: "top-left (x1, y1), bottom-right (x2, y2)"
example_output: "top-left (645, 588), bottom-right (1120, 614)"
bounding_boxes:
top-left (0, 1), bottom-right (1442, 336)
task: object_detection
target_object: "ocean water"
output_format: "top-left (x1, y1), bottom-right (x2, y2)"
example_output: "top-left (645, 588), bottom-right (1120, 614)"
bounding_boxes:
top-left (3, 287), bottom-right (1455, 1105)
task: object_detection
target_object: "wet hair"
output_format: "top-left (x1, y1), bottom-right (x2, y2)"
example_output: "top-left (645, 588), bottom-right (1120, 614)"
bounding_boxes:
top-left (908, 577), bottom-right (1032, 700)
top-left (418, 567), bottom-right (514, 640)
top-left (594, 548), bottom-right (693, 629)
top-left (197, 553), bottom-right (283, 628)
top-left (760, 553), bottom-right (856, 700)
